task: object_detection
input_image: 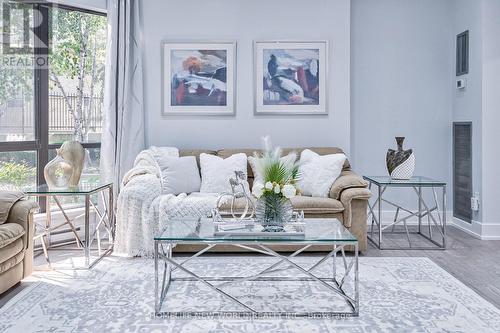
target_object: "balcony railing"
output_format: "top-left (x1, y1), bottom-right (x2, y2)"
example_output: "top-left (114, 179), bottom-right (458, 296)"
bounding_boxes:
top-left (0, 93), bottom-right (103, 138)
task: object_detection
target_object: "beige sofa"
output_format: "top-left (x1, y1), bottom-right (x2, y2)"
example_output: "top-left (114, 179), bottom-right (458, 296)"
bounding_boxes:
top-left (0, 197), bottom-right (38, 295)
top-left (175, 147), bottom-right (371, 252)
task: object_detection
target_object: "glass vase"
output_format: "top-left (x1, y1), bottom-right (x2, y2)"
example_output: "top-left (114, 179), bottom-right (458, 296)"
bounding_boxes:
top-left (255, 193), bottom-right (293, 232)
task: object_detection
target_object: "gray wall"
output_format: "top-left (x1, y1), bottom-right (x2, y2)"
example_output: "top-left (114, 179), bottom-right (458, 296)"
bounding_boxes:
top-left (141, 0), bottom-right (456, 210)
top-left (481, 0), bottom-right (500, 229)
top-left (110, 0), bottom-right (500, 234)
top-left (350, 0), bottom-right (453, 208)
top-left (142, 0), bottom-right (351, 151)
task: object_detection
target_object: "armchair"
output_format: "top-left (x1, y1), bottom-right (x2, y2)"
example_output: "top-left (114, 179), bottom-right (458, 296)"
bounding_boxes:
top-left (0, 193), bottom-right (38, 295)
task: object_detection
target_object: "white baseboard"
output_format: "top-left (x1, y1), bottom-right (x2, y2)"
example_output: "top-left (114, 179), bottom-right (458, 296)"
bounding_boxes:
top-left (450, 218), bottom-right (483, 239)
top-left (452, 218), bottom-right (500, 240)
top-left (369, 210), bottom-right (500, 240)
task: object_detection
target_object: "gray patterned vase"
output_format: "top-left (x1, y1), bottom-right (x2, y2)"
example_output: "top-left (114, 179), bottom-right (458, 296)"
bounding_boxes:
top-left (386, 137), bottom-right (415, 180)
top-left (255, 194), bottom-right (293, 232)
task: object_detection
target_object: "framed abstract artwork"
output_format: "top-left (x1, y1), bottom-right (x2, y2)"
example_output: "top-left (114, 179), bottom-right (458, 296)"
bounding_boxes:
top-left (162, 41), bottom-right (236, 115)
top-left (254, 40), bottom-right (328, 115)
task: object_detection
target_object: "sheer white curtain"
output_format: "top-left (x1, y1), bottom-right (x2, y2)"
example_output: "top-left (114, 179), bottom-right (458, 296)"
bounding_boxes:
top-left (100, 0), bottom-right (145, 196)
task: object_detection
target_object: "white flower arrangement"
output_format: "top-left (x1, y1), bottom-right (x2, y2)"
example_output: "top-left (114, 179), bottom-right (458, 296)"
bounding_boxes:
top-left (251, 137), bottom-right (300, 200)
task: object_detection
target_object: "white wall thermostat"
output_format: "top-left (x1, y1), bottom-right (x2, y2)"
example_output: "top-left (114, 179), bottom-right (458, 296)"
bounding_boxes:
top-left (456, 78), bottom-right (467, 90)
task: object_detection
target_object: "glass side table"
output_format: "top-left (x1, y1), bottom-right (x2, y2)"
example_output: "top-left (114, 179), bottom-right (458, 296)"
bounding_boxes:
top-left (363, 176), bottom-right (446, 250)
top-left (25, 183), bottom-right (115, 269)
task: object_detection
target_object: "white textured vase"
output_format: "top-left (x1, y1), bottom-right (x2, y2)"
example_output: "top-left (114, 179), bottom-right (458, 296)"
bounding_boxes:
top-left (390, 153), bottom-right (415, 180)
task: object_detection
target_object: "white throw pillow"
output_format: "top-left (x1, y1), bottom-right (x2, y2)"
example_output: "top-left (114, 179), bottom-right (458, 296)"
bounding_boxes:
top-left (298, 149), bottom-right (346, 198)
top-left (199, 153), bottom-right (249, 194)
top-left (150, 146), bottom-right (180, 173)
top-left (248, 152), bottom-right (297, 187)
top-left (159, 156), bottom-right (201, 195)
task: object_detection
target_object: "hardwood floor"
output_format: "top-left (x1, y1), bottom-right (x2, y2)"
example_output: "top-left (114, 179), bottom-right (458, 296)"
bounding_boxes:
top-left (1, 226), bottom-right (499, 310)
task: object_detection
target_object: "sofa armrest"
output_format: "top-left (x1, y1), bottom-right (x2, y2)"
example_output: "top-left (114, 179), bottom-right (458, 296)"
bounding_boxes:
top-left (329, 170), bottom-right (369, 200)
top-left (118, 174), bottom-right (162, 205)
top-left (7, 199), bottom-right (38, 278)
top-left (339, 187), bottom-right (371, 228)
top-left (7, 199), bottom-right (39, 250)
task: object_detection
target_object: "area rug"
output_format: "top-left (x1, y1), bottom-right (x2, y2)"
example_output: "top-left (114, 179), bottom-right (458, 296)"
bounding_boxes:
top-left (1, 256), bottom-right (499, 332)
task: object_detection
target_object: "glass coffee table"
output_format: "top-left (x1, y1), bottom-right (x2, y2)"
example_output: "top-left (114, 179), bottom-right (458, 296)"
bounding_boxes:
top-left (154, 218), bottom-right (359, 318)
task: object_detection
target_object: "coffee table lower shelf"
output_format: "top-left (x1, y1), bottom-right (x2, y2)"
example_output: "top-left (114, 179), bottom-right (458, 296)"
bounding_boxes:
top-left (154, 241), bottom-right (359, 318)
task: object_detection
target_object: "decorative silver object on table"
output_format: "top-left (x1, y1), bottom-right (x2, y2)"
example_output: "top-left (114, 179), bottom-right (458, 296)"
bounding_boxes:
top-left (212, 170), bottom-right (304, 234)
top-left (386, 137), bottom-right (415, 180)
top-left (364, 176), bottom-right (446, 250)
top-left (213, 171), bottom-right (255, 222)
top-left (44, 141), bottom-right (86, 188)
top-left (214, 219), bottom-right (305, 237)
top-left (214, 210), bottom-right (305, 237)
top-left (154, 218), bottom-right (359, 318)
top-left (25, 183), bottom-right (115, 269)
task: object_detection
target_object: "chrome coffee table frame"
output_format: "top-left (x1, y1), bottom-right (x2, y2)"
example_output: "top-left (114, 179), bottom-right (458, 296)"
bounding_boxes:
top-left (154, 221), bottom-right (359, 318)
top-left (364, 176), bottom-right (446, 250)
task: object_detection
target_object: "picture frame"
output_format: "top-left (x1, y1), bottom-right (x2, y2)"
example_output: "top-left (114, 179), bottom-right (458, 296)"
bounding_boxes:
top-left (162, 41), bottom-right (236, 116)
top-left (254, 40), bottom-right (328, 115)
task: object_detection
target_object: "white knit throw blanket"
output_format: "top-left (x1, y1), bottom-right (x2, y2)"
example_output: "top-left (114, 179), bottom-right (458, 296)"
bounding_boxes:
top-left (114, 149), bottom-right (220, 257)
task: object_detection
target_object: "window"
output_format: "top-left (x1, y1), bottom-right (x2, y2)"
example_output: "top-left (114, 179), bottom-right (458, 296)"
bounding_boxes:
top-left (0, 3), bottom-right (106, 199)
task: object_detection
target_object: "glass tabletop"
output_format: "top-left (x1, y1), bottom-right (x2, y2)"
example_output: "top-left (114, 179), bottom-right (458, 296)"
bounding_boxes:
top-left (25, 183), bottom-right (112, 195)
top-left (155, 218), bottom-right (357, 243)
top-left (363, 176), bottom-right (446, 187)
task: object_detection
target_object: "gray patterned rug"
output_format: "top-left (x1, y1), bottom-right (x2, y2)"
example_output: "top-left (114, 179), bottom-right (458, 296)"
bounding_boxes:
top-left (1, 256), bottom-right (499, 332)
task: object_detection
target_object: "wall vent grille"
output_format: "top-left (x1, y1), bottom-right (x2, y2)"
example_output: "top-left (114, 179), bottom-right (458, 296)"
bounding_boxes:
top-left (453, 122), bottom-right (472, 222)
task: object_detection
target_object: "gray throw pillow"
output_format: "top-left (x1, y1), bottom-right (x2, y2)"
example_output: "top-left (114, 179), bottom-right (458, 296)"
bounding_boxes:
top-left (160, 156), bottom-right (201, 195)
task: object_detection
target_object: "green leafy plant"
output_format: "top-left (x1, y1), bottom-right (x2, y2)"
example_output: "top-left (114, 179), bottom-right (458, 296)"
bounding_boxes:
top-left (0, 161), bottom-right (36, 188)
top-left (251, 137), bottom-right (301, 227)
top-left (252, 136), bottom-right (300, 199)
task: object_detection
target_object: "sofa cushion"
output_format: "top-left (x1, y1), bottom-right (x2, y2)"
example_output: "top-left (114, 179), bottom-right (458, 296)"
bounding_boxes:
top-left (0, 191), bottom-right (24, 224)
top-left (219, 195), bottom-right (344, 215)
top-left (290, 196), bottom-right (344, 214)
top-left (0, 251), bottom-right (24, 275)
top-left (0, 237), bottom-right (23, 266)
top-left (0, 223), bottom-right (25, 249)
top-left (0, 260), bottom-right (24, 294)
top-left (217, 149), bottom-right (257, 159)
